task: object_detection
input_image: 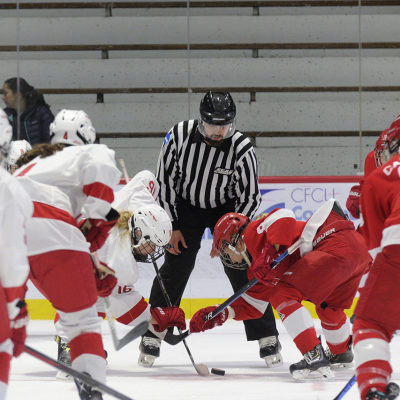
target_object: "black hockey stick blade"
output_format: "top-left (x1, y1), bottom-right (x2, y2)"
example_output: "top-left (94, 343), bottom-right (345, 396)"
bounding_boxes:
top-left (115, 320), bottom-right (149, 350)
top-left (24, 344), bottom-right (134, 400)
top-left (164, 329), bottom-right (191, 345)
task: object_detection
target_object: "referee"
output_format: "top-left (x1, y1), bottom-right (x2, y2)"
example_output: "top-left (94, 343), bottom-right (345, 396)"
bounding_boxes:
top-left (139, 91), bottom-right (281, 368)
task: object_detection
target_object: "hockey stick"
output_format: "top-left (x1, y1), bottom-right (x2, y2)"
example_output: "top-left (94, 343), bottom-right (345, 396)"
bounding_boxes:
top-left (90, 253), bottom-right (148, 350)
top-left (333, 375), bottom-right (357, 400)
top-left (163, 237), bottom-right (305, 345)
top-left (118, 158), bottom-right (130, 183)
top-left (104, 298), bottom-right (149, 351)
top-left (205, 237), bottom-right (304, 321)
top-left (150, 255), bottom-right (210, 376)
top-left (24, 345), bottom-right (134, 400)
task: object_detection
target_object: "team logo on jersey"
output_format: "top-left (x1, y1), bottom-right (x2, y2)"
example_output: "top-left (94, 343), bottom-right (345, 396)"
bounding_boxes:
top-left (214, 167), bottom-right (234, 175)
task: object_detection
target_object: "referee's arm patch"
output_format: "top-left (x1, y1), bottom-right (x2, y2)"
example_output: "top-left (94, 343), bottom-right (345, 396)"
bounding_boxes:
top-left (163, 132), bottom-right (171, 144)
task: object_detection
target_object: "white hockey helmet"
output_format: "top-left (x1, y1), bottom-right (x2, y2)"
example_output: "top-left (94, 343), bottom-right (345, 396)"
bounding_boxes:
top-left (50, 109), bottom-right (96, 146)
top-left (0, 109), bottom-right (12, 167)
top-left (131, 204), bottom-right (172, 247)
top-left (7, 140), bottom-right (32, 169)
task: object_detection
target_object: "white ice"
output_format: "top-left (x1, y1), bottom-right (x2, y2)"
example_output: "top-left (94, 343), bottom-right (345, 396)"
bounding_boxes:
top-left (7, 319), bottom-right (400, 400)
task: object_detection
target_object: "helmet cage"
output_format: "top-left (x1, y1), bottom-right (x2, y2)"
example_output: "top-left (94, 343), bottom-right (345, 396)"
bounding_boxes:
top-left (219, 242), bottom-right (250, 270)
top-left (382, 126), bottom-right (400, 164)
top-left (129, 221), bottom-right (165, 263)
top-left (217, 218), bottom-right (251, 270)
top-left (374, 129), bottom-right (389, 168)
top-left (374, 148), bottom-right (383, 168)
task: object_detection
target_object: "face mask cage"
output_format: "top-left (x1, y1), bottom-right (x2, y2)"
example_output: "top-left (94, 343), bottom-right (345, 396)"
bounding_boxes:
top-left (382, 138), bottom-right (400, 165)
top-left (219, 243), bottom-right (250, 270)
top-left (130, 225), bottom-right (165, 263)
top-left (374, 148), bottom-right (383, 168)
top-left (218, 226), bottom-right (250, 270)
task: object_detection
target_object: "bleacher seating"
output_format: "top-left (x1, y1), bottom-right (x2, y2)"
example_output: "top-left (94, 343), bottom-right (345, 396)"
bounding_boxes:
top-left (1, 1), bottom-right (399, 175)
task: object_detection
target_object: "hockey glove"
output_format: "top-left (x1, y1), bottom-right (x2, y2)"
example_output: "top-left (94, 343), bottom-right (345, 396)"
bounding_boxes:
top-left (81, 208), bottom-right (120, 252)
top-left (150, 306), bottom-right (186, 332)
top-left (346, 184), bottom-right (362, 219)
top-left (10, 300), bottom-right (29, 357)
top-left (94, 261), bottom-right (118, 297)
top-left (250, 243), bottom-right (280, 286)
top-left (189, 305), bottom-right (228, 333)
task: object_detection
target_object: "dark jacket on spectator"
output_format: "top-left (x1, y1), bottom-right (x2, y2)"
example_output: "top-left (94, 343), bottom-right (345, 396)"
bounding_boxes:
top-left (4, 105), bottom-right (54, 145)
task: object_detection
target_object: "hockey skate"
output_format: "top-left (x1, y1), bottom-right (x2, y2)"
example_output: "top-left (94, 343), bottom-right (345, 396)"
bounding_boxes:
top-left (289, 343), bottom-right (334, 381)
top-left (365, 382), bottom-right (400, 400)
top-left (325, 337), bottom-right (354, 368)
top-left (138, 335), bottom-right (161, 367)
top-left (55, 335), bottom-right (72, 380)
top-left (74, 373), bottom-right (103, 400)
top-left (259, 336), bottom-right (283, 367)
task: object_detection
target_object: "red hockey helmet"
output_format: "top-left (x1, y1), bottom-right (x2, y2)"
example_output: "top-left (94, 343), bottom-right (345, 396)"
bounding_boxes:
top-left (382, 125), bottom-right (400, 164)
top-left (374, 128), bottom-right (389, 167)
top-left (213, 213), bottom-right (250, 251)
top-left (213, 213), bottom-right (251, 270)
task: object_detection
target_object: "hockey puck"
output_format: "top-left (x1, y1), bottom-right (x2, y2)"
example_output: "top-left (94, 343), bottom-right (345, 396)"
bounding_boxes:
top-left (211, 368), bottom-right (225, 376)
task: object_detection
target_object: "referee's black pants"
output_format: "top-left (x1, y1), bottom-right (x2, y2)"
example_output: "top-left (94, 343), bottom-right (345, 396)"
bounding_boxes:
top-left (147, 200), bottom-right (279, 342)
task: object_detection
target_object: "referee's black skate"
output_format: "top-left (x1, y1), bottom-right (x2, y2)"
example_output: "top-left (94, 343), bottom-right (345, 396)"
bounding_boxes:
top-left (290, 343), bottom-right (334, 380)
top-left (74, 373), bottom-right (103, 400)
top-left (138, 335), bottom-right (161, 367)
top-left (365, 383), bottom-right (400, 400)
top-left (325, 337), bottom-right (354, 368)
top-left (259, 336), bottom-right (283, 367)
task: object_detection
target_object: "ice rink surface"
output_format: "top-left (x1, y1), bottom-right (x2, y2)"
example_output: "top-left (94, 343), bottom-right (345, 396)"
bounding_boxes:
top-left (7, 319), bottom-right (400, 400)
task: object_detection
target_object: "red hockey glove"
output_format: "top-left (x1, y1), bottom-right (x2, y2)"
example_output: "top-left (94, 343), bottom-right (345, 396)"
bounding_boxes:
top-left (150, 306), bottom-right (186, 332)
top-left (80, 208), bottom-right (120, 252)
top-left (250, 243), bottom-right (280, 286)
top-left (189, 305), bottom-right (228, 333)
top-left (346, 184), bottom-right (362, 219)
top-left (10, 301), bottom-right (29, 357)
top-left (94, 261), bottom-right (118, 297)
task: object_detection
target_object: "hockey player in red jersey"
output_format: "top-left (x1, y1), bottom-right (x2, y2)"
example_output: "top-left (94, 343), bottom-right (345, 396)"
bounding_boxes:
top-left (53, 171), bottom-right (185, 377)
top-left (190, 199), bottom-right (370, 380)
top-left (346, 129), bottom-right (389, 219)
top-left (0, 109), bottom-right (33, 400)
top-left (352, 125), bottom-right (400, 400)
top-left (13, 109), bottom-right (121, 400)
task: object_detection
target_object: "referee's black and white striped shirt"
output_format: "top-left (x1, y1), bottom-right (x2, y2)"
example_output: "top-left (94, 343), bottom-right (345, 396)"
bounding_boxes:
top-left (156, 119), bottom-right (261, 229)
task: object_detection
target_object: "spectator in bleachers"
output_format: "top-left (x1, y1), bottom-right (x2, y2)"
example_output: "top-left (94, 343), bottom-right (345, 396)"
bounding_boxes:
top-left (2, 77), bottom-right (54, 145)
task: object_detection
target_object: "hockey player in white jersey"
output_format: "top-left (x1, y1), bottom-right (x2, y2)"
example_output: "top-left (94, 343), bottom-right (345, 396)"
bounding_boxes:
top-left (0, 109), bottom-right (33, 400)
top-left (13, 109), bottom-right (121, 400)
top-left (54, 170), bottom-right (186, 375)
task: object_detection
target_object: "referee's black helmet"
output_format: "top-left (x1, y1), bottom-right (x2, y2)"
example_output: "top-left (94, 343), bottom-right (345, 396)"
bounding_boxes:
top-left (199, 91), bottom-right (236, 126)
